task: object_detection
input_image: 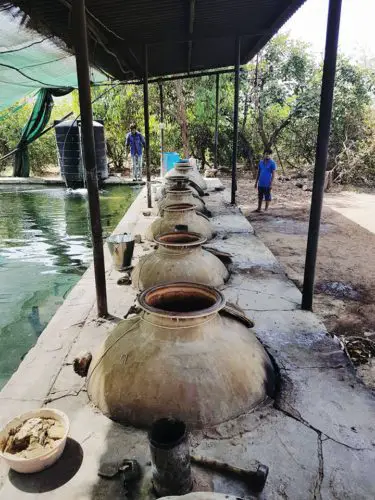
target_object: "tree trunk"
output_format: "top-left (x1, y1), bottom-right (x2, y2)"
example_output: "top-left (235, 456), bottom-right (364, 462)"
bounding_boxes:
top-left (274, 143), bottom-right (286, 175)
top-left (173, 81), bottom-right (190, 157)
top-left (200, 147), bottom-right (206, 168)
top-left (256, 109), bottom-right (269, 150)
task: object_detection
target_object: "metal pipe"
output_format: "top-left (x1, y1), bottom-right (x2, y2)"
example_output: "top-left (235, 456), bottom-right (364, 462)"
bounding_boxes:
top-left (214, 73), bottom-right (220, 169)
top-left (143, 44), bottom-right (152, 208)
top-left (72, 0), bottom-right (108, 317)
top-left (159, 82), bottom-right (165, 177)
top-left (149, 418), bottom-right (192, 496)
top-left (231, 37), bottom-right (241, 205)
top-left (302, 0), bottom-right (342, 311)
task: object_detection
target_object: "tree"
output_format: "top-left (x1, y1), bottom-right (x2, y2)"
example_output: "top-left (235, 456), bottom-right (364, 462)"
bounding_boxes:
top-left (243, 35), bottom-right (317, 153)
top-left (2, 33), bottom-right (375, 185)
top-left (0, 94), bottom-right (71, 175)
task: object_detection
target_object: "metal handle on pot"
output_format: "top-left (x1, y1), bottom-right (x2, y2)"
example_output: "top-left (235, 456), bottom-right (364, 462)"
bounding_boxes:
top-left (197, 212), bottom-right (210, 221)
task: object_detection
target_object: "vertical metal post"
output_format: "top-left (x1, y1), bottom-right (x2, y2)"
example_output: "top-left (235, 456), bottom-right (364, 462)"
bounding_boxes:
top-left (214, 73), bottom-right (220, 169)
top-left (302, 0), bottom-right (342, 311)
top-left (72, 0), bottom-right (107, 317)
top-left (159, 82), bottom-right (164, 177)
top-left (143, 44), bottom-right (152, 208)
top-left (231, 37), bottom-right (240, 205)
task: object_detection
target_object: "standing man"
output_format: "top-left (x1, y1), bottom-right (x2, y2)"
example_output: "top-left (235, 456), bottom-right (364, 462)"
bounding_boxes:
top-left (254, 148), bottom-right (276, 212)
top-left (125, 123), bottom-right (145, 181)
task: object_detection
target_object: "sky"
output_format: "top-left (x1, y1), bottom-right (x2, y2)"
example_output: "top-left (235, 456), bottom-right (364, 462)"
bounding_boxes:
top-left (281, 0), bottom-right (375, 63)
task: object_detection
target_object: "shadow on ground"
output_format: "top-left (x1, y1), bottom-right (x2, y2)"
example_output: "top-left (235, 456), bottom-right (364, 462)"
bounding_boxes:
top-left (9, 438), bottom-right (83, 493)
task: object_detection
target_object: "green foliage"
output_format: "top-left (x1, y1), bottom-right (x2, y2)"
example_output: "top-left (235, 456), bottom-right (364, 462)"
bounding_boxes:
top-left (91, 84), bottom-right (161, 170)
top-left (1, 33), bottom-right (375, 185)
top-left (0, 94), bottom-right (71, 175)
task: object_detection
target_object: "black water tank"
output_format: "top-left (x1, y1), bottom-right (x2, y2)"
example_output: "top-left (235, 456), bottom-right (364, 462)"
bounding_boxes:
top-left (55, 120), bottom-right (109, 189)
top-left (92, 120), bottom-right (108, 183)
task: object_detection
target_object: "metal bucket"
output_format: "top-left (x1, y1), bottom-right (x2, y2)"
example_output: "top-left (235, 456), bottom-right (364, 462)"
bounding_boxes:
top-left (107, 233), bottom-right (135, 271)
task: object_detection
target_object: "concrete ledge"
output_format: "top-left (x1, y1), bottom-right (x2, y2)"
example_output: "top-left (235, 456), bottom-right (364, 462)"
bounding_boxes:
top-left (0, 176), bottom-right (145, 186)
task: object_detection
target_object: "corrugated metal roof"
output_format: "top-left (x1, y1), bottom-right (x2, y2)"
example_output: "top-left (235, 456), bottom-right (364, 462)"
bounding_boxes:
top-left (4, 0), bottom-right (306, 80)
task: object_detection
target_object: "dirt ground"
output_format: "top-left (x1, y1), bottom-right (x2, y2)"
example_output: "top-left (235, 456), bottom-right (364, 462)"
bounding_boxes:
top-left (223, 172), bottom-right (375, 388)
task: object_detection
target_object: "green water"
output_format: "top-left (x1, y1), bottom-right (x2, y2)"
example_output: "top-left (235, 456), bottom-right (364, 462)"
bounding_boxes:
top-left (0, 185), bottom-right (138, 389)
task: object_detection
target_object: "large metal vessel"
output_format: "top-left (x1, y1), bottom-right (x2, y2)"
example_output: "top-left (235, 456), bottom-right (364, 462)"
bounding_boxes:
top-left (87, 282), bottom-right (275, 428)
top-left (145, 203), bottom-right (213, 241)
top-left (131, 232), bottom-right (228, 289)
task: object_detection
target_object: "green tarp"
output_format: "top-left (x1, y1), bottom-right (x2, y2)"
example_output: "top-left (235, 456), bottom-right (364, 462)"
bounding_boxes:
top-left (14, 88), bottom-right (72, 176)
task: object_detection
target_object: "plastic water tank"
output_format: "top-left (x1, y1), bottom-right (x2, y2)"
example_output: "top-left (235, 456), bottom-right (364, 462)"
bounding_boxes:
top-left (92, 119), bottom-right (109, 183)
top-left (55, 120), bottom-right (109, 189)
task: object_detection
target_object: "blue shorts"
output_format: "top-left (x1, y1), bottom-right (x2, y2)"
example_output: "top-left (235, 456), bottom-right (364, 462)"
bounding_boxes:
top-left (258, 186), bottom-right (272, 201)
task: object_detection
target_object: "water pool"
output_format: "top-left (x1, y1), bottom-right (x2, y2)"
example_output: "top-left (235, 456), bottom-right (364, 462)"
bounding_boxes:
top-left (0, 184), bottom-right (139, 389)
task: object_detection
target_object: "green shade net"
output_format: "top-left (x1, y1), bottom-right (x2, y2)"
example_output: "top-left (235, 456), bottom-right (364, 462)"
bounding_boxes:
top-left (14, 88), bottom-right (72, 177)
top-left (0, 10), bottom-right (108, 176)
top-left (0, 11), bottom-right (107, 111)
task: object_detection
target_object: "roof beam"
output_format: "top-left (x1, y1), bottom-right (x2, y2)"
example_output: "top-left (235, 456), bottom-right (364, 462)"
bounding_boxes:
top-left (129, 67), bottom-right (239, 85)
top-left (5, 0), bottom-right (307, 81)
top-left (55, 0), bottom-right (132, 77)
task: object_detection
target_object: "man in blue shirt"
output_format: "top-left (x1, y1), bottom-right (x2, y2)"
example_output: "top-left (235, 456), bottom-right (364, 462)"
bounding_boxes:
top-left (125, 123), bottom-right (145, 181)
top-left (254, 148), bottom-right (277, 212)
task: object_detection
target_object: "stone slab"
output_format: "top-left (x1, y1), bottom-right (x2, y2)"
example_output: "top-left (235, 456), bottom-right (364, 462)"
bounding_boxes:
top-left (251, 310), bottom-right (375, 450)
top-left (211, 214), bottom-right (254, 236)
top-left (224, 275), bottom-right (301, 311)
top-left (193, 407), bottom-right (319, 500)
top-left (208, 233), bottom-right (281, 271)
top-left (251, 310), bottom-right (345, 369)
top-left (321, 439), bottom-right (375, 500)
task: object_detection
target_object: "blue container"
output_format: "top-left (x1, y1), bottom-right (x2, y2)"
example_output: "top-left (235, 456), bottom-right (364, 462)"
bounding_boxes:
top-left (162, 152), bottom-right (180, 175)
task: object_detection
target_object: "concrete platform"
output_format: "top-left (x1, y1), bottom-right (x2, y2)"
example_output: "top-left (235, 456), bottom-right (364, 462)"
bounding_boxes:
top-left (0, 180), bottom-right (374, 499)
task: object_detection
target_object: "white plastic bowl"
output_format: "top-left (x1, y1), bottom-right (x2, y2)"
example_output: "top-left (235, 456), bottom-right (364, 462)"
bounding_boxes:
top-left (0, 408), bottom-right (70, 474)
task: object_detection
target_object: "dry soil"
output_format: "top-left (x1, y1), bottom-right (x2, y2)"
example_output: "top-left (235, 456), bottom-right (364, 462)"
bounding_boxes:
top-left (223, 172), bottom-right (375, 388)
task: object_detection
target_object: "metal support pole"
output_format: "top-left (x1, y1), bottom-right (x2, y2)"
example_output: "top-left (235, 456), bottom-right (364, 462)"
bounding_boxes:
top-left (231, 37), bottom-right (241, 205)
top-left (143, 44), bottom-right (152, 208)
top-left (159, 82), bottom-right (164, 177)
top-left (72, 0), bottom-right (107, 317)
top-left (214, 73), bottom-right (220, 169)
top-left (302, 0), bottom-right (342, 311)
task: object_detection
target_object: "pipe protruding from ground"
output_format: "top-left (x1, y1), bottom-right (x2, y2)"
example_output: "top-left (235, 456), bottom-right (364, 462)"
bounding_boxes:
top-left (149, 418), bottom-right (192, 497)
